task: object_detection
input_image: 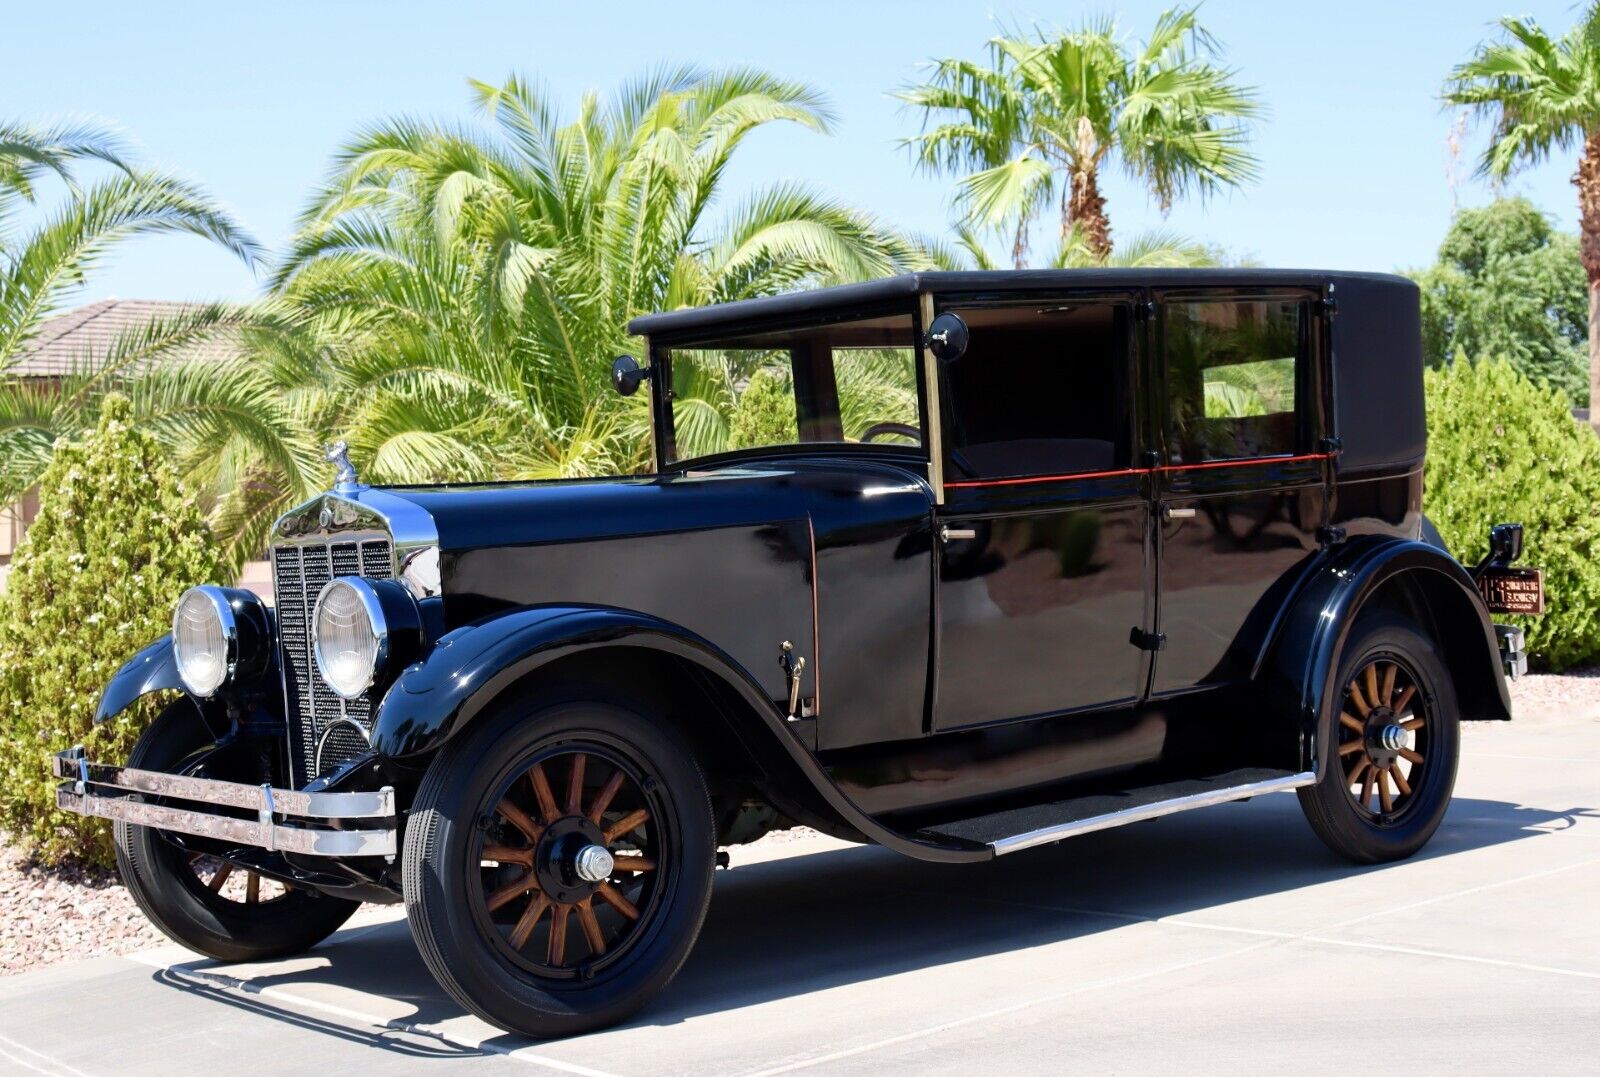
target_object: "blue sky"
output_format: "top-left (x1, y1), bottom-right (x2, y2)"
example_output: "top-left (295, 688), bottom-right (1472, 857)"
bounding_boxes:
top-left (4, 1), bottom-right (1590, 306)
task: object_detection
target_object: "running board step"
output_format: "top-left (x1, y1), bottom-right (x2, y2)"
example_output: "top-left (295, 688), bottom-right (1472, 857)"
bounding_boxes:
top-left (918, 768), bottom-right (1315, 856)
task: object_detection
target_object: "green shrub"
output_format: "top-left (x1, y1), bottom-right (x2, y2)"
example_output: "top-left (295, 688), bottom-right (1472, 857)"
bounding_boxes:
top-left (1424, 358), bottom-right (1600, 670)
top-left (728, 369), bottom-right (797, 450)
top-left (0, 395), bottom-right (226, 867)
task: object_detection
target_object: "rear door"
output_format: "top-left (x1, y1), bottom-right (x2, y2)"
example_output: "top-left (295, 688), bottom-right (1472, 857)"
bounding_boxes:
top-left (1149, 290), bottom-right (1330, 695)
top-left (931, 292), bottom-right (1154, 729)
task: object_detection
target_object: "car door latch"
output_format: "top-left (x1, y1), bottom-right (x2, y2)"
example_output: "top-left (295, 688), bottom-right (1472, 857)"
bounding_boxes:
top-left (779, 641), bottom-right (808, 722)
top-left (1129, 627), bottom-right (1167, 652)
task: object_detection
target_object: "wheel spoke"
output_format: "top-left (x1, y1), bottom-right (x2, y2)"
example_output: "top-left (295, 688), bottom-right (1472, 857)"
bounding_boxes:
top-left (603, 808), bottom-right (650, 844)
top-left (588, 771), bottom-right (626, 825)
top-left (1346, 759), bottom-right (1369, 787)
top-left (1339, 712), bottom-right (1365, 736)
top-left (245, 872), bottom-right (260, 904)
top-left (1391, 765), bottom-right (1412, 796)
top-left (1391, 685), bottom-right (1417, 718)
top-left (1361, 767), bottom-right (1377, 811)
top-left (1399, 746), bottom-right (1425, 765)
top-left (208, 862), bottom-right (234, 893)
top-left (1378, 770), bottom-right (1394, 813)
top-left (496, 798), bottom-right (543, 844)
top-left (577, 899), bottom-right (606, 956)
top-left (611, 855), bottom-right (656, 873)
top-left (596, 881), bottom-right (640, 921)
top-left (1363, 664), bottom-right (1380, 715)
top-left (1400, 717), bottom-right (1424, 731)
top-left (528, 762), bottom-right (560, 823)
top-left (1347, 680), bottom-right (1371, 718)
top-left (566, 754), bottom-right (587, 815)
top-left (548, 904), bottom-right (570, 965)
top-left (508, 892), bottom-right (551, 950)
top-left (482, 845), bottom-right (534, 866)
top-left (1379, 663), bottom-right (1398, 708)
top-left (486, 872), bottom-right (538, 912)
top-left (1338, 739), bottom-right (1366, 756)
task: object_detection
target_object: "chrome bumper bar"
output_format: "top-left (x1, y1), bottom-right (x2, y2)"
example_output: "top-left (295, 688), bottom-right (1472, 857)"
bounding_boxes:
top-left (52, 745), bottom-right (397, 857)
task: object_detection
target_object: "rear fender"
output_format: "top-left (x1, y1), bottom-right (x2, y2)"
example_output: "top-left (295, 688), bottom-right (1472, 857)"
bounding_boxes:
top-left (370, 604), bottom-right (990, 863)
top-left (1259, 537), bottom-right (1511, 779)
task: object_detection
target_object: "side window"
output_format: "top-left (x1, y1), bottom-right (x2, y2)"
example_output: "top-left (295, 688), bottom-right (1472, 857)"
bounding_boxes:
top-left (941, 301), bottom-right (1132, 479)
top-left (1164, 298), bottom-right (1304, 463)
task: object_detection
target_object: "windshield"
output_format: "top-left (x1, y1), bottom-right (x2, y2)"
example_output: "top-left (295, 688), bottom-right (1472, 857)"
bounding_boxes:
top-left (661, 311), bottom-right (921, 465)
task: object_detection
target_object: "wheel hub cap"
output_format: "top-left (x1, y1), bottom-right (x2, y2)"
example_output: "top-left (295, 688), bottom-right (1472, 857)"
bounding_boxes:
top-left (573, 844), bottom-right (614, 883)
top-left (1378, 723), bottom-right (1404, 752)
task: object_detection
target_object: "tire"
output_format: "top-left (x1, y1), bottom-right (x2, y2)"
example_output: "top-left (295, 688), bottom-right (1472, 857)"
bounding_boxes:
top-left (403, 698), bottom-right (715, 1039)
top-left (1297, 611), bottom-right (1461, 863)
top-left (114, 701), bottom-right (361, 962)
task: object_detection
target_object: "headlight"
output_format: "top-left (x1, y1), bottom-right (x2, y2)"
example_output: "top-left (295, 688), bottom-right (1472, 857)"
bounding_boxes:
top-left (312, 578), bottom-right (390, 699)
top-left (172, 586), bottom-right (269, 697)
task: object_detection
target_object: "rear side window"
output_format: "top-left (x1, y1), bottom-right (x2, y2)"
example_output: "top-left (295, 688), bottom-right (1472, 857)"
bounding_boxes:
top-left (1164, 299), bottom-right (1304, 463)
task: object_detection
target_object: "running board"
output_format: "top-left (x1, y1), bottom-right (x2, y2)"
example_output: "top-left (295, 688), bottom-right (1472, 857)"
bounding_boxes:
top-left (918, 768), bottom-right (1316, 856)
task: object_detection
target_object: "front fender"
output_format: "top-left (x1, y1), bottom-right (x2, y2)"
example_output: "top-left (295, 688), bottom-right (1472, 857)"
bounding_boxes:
top-left (369, 604), bottom-right (783, 760)
top-left (96, 637), bottom-right (186, 724)
top-left (1260, 537), bottom-right (1512, 778)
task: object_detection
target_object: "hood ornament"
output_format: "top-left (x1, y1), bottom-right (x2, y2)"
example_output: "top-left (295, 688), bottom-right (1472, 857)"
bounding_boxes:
top-left (325, 440), bottom-right (362, 492)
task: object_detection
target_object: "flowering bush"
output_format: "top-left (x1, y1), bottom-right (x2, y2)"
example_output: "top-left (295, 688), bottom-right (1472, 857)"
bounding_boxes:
top-left (1425, 358), bottom-right (1600, 670)
top-left (0, 395), bottom-right (225, 867)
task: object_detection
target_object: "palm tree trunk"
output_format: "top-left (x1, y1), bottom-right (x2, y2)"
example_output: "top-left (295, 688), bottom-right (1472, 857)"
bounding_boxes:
top-left (1578, 133), bottom-right (1600, 429)
top-left (1067, 166), bottom-right (1112, 261)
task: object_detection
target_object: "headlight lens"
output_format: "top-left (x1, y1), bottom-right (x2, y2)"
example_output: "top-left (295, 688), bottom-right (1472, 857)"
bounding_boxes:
top-left (313, 579), bottom-right (387, 699)
top-left (172, 587), bottom-right (234, 697)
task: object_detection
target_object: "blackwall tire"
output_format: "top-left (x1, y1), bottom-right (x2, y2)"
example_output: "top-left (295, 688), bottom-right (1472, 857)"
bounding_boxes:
top-left (113, 702), bottom-right (361, 962)
top-left (1297, 612), bottom-right (1460, 864)
top-left (402, 698), bottom-right (715, 1039)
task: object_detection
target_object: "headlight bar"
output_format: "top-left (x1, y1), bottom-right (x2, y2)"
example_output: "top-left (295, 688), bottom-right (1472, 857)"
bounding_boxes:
top-left (53, 745), bottom-right (395, 858)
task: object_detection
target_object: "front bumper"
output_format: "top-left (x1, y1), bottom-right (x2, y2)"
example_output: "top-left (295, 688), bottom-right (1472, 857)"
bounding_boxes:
top-left (52, 746), bottom-right (397, 858)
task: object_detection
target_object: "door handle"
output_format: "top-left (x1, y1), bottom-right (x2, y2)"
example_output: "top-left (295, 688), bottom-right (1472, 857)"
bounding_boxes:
top-left (1163, 506), bottom-right (1196, 520)
top-left (940, 526), bottom-right (977, 543)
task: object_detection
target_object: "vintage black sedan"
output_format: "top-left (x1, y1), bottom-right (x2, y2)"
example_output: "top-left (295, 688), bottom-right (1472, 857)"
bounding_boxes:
top-left (54, 270), bottom-right (1532, 1037)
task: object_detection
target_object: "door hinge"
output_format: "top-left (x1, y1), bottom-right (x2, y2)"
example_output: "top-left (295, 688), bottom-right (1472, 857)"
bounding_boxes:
top-left (1317, 525), bottom-right (1347, 547)
top-left (1129, 627), bottom-right (1167, 652)
top-left (1317, 435), bottom-right (1343, 456)
top-left (1316, 296), bottom-right (1338, 318)
top-left (1135, 300), bottom-right (1156, 322)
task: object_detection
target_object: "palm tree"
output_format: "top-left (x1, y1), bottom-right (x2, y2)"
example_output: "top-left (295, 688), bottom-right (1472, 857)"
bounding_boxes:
top-left (898, 6), bottom-right (1262, 266)
top-left (265, 67), bottom-right (934, 481)
top-left (0, 123), bottom-right (316, 569)
top-left (1445, 6), bottom-right (1600, 425)
top-left (946, 222), bottom-right (1221, 270)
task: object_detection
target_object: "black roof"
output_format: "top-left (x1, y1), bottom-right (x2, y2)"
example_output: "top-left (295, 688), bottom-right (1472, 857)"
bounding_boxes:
top-left (627, 269), bottom-right (1415, 339)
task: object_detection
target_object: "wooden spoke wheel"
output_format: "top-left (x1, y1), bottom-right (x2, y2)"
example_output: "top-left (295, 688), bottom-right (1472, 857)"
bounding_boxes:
top-left (1336, 654), bottom-right (1431, 823)
top-left (187, 854), bottom-right (291, 905)
top-left (471, 744), bottom-right (667, 978)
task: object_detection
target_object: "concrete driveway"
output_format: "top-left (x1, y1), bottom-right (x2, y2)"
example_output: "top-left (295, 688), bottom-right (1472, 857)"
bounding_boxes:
top-left (2, 708), bottom-right (1596, 1076)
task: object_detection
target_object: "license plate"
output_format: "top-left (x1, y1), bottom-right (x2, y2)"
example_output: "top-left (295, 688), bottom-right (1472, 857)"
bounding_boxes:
top-left (1478, 566), bottom-right (1545, 615)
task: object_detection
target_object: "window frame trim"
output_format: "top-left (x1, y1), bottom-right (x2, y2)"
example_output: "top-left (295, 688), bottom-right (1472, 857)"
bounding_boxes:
top-left (931, 288), bottom-right (1144, 490)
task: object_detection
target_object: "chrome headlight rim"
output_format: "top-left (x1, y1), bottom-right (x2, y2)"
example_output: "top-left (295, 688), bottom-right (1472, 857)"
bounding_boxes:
top-left (171, 585), bottom-right (239, 698)
top-left (311, 577), bottom-right (391, 700)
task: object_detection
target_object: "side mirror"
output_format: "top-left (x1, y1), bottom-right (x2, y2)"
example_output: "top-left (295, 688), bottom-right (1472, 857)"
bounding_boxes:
top-left (925, 312), bottom-right (969, 363)
top-left (612, 355), bottom-right (652, 397)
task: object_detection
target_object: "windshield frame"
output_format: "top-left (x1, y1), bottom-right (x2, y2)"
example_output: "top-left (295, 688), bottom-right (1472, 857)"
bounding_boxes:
top-left (642, 297), bottom-right (931, 473)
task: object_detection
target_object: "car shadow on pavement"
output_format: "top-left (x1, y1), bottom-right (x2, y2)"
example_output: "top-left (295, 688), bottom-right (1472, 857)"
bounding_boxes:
top-left (148, 791), bottom-right (1592, 1050)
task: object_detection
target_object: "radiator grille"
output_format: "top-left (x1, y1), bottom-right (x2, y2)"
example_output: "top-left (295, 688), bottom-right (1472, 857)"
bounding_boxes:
top-left (272, 538), bottom-right (393, 786)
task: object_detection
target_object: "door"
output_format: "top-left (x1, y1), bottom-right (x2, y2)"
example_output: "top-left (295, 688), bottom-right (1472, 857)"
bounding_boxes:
top-left (932, 294), bottom-right (1153, 730)
top-left (1150, 292), bottom-right (1328, 695)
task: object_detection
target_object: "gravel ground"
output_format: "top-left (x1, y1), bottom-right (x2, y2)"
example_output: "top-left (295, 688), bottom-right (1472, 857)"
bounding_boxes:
top-left (0, 837), bottom-right (164, 976)
top-left (3, 667), bottom-right (1595, 978)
